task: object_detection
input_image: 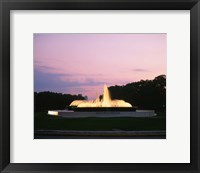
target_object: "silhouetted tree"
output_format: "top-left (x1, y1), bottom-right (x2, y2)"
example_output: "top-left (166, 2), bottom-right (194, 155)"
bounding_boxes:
top-left (109, 75), bottom-right (166, 111)
top-left (34, 92), bottom-right (85, 113)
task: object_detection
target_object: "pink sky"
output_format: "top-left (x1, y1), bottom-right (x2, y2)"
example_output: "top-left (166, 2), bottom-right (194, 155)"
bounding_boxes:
top-left (34, 34), bottom-right (166, 100)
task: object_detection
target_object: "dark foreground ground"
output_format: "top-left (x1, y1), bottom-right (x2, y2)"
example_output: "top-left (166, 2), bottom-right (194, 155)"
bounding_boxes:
top-left (34, 112), bottom-right (166, 139)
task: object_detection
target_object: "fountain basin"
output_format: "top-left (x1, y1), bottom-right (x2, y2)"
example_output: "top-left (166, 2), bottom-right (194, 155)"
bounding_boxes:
top-left (48, 110), bottom-right (155, 118)
top-left (68, 106), bottom-right (137, 112)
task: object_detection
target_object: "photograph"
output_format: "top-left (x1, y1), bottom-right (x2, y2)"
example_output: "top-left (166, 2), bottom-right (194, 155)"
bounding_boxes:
top-left (34, 33), bottom-right (166, 139)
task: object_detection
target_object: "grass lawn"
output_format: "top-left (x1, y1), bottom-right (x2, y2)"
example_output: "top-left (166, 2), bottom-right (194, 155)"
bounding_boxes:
top-left (34, 112), bottom-right (166, 131)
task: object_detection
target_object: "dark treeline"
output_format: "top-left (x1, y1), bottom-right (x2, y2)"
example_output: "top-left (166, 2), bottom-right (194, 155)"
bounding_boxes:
top-left (108, 75), bottom-right (166, 111)
top-left (34, 92), bottom-right (85, 112)
top-left (35, 75), bottom-right (166, 112)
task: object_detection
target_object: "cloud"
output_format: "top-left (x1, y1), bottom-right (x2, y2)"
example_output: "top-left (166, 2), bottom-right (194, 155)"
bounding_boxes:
top-left (132, 68), bottom-right (150, 72)
top-left (35, 64), bottom-right (105, 79)
top-left (37, 65), bottom-right (57, 71)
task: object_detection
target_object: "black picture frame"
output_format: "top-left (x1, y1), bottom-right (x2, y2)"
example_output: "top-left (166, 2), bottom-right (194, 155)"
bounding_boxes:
top-left (0, 0), bottom-right (200, 172)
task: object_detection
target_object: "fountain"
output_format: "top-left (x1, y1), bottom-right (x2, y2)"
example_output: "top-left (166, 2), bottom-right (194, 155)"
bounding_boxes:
top-left (68, 84), bottom-right (135, 112)
top-left (48, 84), bottom-right (155, 118)
top-left (70, 84), bottom-right (132, 108)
